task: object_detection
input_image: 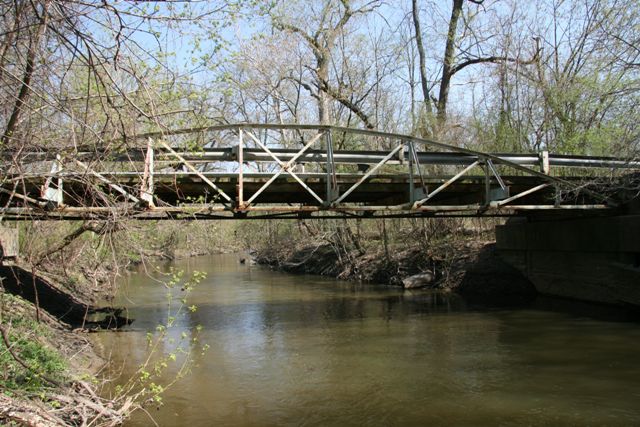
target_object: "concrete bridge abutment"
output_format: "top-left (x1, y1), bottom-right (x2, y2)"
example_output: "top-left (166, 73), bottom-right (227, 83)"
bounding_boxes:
top-left (496, 211), bottom-right (640, 306)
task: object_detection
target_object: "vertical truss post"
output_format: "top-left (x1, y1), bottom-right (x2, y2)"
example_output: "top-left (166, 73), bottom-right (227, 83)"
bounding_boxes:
top-left (484, 160), bottom-right (492, 206)
top-left (140, 138), bottom-right (155, 206)
top-left (55, 154), bottom-right (63, 206)
top-left (484, 158), bottom-right (508, 205)
top-left (408, 140), bottom-right (414, 204)
top-left (540, 150), bottom-right (550, 175)
top-left (410, 140), bottom-right (428, 202)
top-left (325, 129), bottom-right (338, 206)
top-left (237, 128), bottom-right (244, 209)
top-left (42, 154), bottom-right (63, 206)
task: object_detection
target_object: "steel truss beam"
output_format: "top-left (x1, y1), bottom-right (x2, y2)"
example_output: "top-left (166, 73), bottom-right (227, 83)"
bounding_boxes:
top-left (0, 123), bottom-right (635, 220)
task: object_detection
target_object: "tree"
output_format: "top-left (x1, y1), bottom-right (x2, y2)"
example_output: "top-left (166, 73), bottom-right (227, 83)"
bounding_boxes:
top-left (269, 0), bottom-right (382, 127)
top-left (477, 0), bottom-right (640, 154)
top-left (411, 0), bottom-right (433, 132)
top-left (410, 0), bottom-right (540, 135)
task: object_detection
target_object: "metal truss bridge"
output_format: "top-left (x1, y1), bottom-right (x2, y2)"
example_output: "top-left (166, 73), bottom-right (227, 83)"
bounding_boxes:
top-left (1, 124), bottom-right (638, 220)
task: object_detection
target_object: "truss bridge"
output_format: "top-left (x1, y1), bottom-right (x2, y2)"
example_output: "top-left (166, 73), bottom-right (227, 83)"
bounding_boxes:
top-left (1, 124), bottom-right (638, 220)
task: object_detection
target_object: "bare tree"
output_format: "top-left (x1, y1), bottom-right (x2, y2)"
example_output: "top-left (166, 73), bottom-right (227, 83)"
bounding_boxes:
top-left (411, 0), bottom-right (433, 120)
top-left (409, 0), bottom-right (541, 134)
top-left (270, 0), bottom-right (381, 127)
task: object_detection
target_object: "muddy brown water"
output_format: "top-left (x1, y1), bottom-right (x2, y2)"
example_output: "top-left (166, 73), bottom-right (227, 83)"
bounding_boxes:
top-left (94, 253), bottom-right (640, 426)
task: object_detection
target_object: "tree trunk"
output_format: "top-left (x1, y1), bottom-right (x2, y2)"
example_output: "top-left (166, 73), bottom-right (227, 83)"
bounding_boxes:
top-left (436, 0), bottom-right (463, 127)
top-left (1, 1), bottom-right (51, 146)
top-left (412, 0), bottom-right (432, 116)
top-left (317, 54), bottom-right (331, 125)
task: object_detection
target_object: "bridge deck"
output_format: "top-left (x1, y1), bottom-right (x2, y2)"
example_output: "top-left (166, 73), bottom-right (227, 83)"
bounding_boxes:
top-left (1, 172), bottom-right (604, 220)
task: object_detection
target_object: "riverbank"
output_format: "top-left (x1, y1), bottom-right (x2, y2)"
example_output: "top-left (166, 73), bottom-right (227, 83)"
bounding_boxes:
top-left (255, 236), bottom-right (537, 304)
top-left (1, 220), bottom-right (242, 425)
top-left (0, 291), bottom-right (133, 425)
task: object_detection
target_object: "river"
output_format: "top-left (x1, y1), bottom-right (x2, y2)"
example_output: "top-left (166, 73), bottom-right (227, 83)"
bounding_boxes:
top-left (95, 253), bottom-right (640, 426)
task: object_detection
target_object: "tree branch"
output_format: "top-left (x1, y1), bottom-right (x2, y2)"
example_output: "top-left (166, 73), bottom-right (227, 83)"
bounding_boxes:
top-left (319, 78), bottom-right (375, 129)
top-left (450, 48), bottom-right (540, 76)
top-left (272, 20), bottom-right (321, 55)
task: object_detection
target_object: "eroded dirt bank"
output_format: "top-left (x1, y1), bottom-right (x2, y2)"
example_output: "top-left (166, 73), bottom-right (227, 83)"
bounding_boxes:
top-left (255, 239), bottom-right (537, 304)
top-left (0, 286), bottom-right (131, 426)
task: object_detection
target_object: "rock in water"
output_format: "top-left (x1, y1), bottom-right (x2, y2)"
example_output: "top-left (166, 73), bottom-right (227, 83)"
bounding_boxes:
top-left (402, 272), bottom-right (435, 289)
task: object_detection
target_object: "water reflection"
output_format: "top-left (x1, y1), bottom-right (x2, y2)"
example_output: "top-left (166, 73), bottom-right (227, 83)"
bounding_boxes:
top-left (96, 254), bottom-right (640, 427)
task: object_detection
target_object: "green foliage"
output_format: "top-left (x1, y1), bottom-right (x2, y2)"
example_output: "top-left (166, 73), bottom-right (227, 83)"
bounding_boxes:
top-left (0, 294), bottom-right (67, 393)
top-left (113, 269), bottom-right (210, 410)
top-left (0, 329), bottom-right (67, 393)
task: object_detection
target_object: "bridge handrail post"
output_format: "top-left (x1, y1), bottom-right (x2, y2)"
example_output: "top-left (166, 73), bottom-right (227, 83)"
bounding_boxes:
top-left (540, 150), bottom-right (550, 175)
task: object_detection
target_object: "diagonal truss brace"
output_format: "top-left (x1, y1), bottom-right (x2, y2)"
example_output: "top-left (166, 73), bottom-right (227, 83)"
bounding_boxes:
top-left (334, 142), bottom-right (405, 205)
top-left (157, 139), bottom-right (232, 204)
top-left (490, 183), bottom-right (551, 208)
top-left (0, 186), bottom-right (45, 207)
top-left (74, 159), bottom-right (141, 203)
top-left (486, 159), bottom-right (506, 191)
top-left (412, 160), bottom-right (480, 209)
top-left (244, 130), bottom-right (324, 205)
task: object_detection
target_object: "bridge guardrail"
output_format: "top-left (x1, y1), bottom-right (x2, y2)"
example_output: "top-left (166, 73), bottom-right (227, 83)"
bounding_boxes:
top-left (1, 123), bottom-right (637, 220)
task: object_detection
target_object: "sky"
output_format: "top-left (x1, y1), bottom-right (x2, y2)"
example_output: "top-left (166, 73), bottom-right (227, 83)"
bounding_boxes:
top-left (80, 0), bottom-right (614, 126)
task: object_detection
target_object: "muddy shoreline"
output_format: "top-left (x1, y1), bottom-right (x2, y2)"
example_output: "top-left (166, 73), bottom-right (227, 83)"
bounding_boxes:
top-left (254, 240), bottom-right (537, 305)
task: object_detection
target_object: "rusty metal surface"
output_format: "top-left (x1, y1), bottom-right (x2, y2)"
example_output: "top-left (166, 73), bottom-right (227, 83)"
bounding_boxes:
top-left (0, 123), bottom-right (635, 220)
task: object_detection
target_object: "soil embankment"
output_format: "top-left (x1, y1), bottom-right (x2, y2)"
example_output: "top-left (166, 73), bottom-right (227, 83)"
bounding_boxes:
top-left (0, 257), bottom-right (129, 425)
top-left (255, 240), bottom-right (537, 304)
top-left (0, 288), bottom-right (131, 425)
top-left (1, 264), bottom-right (130, 328)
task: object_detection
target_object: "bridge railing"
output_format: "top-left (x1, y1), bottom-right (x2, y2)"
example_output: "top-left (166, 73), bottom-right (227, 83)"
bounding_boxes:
top-left (1, 123), bottom-right (638, 220)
